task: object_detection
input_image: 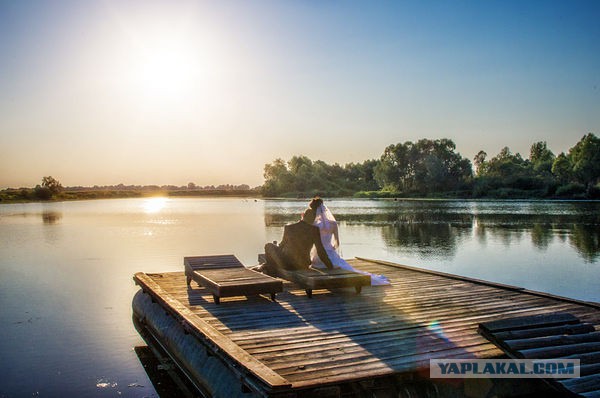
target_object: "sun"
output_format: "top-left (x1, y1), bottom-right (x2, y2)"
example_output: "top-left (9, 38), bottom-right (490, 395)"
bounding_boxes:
top-left (117, 19), bottom-right (210, 105)
top-left (123, 39), bottom-right (197, 102)
top-left (113, 14), bottom-right (229, 111)
top-left (135, 41), bottom-right (198, 99)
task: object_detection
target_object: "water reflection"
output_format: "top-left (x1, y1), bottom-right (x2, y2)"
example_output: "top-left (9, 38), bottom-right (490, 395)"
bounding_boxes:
top-left (41, 211), bottom-right (62, 224)
top-left (263, 200), bottom-right (600, 263)
top-left (142, 197), bottom-right (168, 213)
top-left (530, 223), bottom-right (553, 249)
top-left (380, 223), bottom-right (468, 259)
top-left (570, 224), bottom-right (600, 262)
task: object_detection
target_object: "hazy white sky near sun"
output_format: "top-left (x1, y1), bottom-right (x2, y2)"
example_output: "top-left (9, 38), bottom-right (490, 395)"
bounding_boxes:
top-left (1, 1), bottom-right (599, 188)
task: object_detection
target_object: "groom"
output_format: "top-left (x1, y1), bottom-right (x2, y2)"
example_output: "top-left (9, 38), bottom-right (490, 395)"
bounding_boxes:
top-left (260, 206), bottom-right (334, 276)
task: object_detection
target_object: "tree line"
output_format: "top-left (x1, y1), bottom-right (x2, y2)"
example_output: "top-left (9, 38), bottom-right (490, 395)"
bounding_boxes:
top-left (2, 133), bottom-right (597, 202)
top-left (0, 179), bottom-right (256, 202)
top-left (262, 133), bottom-right (600, 199)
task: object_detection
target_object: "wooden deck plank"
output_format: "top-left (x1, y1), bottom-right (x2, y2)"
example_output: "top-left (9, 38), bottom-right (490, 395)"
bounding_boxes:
top-left (519, 342), bottom-right (600, 359)
top-left (166, 294), bottom-right (596, 346)
top-left (134, 258), bottom-right (600, 392)
top-left (133, 272), bottom-right (291, 390)
top-left (504, 331), bottom-right (600, 351)
top-left (226, 302), bottom-right (577, 343)
top-left (175, 282), bottom-right (584, 339)
top-left (479, 312), bottom-right (581, 333)
top-left (260, 334), bottom-right (491, 370)
top-left (280, 345), bottom-right (503, 385)
top-left (185, 286), bottom-right (545, 319)
top-left (493, 323), bottom-right (597, 340)
top-left (237, 318), bottom-right (538, 354)
top-left (558, 374), bottom-right (600, 394)
top-left (198, 296), bottom-right (538, 332)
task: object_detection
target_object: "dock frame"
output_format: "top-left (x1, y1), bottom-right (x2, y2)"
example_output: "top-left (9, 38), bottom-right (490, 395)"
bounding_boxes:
top-left (133, 258), bottom-right (600, 398)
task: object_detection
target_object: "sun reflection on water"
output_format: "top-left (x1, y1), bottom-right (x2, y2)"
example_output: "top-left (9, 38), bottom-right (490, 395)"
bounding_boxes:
top-left (142, 197), bottom-right (168, 213)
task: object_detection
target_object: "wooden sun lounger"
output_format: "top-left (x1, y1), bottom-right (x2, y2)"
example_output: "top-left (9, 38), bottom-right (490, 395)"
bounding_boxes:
top-left (184, 255), bottom-right (283, 304)
top-left (478, 313), bottom-right (600, 397)
top-left (258, 254), bottom-right (371, 298)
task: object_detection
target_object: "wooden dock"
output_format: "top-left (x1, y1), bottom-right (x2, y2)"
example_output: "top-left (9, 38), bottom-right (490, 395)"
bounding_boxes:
top-left (133, 258), bottom-right (600, 398)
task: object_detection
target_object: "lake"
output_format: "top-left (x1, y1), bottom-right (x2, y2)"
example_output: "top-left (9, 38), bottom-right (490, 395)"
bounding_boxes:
top-left (0, 197), bottom-right (598, 397)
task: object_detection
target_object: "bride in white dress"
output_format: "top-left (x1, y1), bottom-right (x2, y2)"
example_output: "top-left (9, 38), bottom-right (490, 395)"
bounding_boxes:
top-left (310, 200), bottom-right (390, 286)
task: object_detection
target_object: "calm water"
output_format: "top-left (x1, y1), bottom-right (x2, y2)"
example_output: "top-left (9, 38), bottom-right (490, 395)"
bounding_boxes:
top-left (0, 198), bottom-right (598, 397)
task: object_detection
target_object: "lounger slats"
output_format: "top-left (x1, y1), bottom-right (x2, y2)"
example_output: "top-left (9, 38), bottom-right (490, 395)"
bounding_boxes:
top-left (184, 255), bottom-right (283, 304)
top-left (257, 253), bottom-right (371, 297)
top-left (184, 254), bottom-right (244, 269)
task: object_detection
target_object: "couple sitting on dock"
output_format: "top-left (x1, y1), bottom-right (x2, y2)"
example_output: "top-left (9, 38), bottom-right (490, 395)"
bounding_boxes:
top-left (258, 197), bottom-right (389, 286)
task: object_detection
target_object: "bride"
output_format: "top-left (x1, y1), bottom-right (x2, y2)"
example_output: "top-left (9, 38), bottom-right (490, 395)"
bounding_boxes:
top-left (309, 198), bottom-right (390, 286)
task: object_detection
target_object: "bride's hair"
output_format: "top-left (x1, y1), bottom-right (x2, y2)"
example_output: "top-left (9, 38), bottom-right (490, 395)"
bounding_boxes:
top-left (309, 197), bottom-right (323, 210)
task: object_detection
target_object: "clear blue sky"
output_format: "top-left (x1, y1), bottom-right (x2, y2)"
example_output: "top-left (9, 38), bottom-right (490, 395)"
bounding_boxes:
top-left (1, 0), bottom-right (599, 188)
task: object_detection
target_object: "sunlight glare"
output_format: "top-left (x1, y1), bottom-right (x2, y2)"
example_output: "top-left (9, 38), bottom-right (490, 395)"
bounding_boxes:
top-left (135, 41), bottom-right (198, 99)
top-left (143, 197), bottom-right (168, 214)
top-left (118, 18), bottom-right (221, 107)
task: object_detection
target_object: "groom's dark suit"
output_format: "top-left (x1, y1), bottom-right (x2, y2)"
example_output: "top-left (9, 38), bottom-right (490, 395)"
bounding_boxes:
top-left (264, 220), bottom-right (334, 273)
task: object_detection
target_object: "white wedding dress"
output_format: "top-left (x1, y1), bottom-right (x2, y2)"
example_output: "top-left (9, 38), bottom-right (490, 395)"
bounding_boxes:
top-left (310, 204), bottom-right (390, 286)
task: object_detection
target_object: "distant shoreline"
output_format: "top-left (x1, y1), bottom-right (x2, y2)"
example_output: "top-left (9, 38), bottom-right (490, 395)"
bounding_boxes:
top-left (1, 188), bottom-right (598, 204)
top-left (0, 188), bottom-right (260, 204)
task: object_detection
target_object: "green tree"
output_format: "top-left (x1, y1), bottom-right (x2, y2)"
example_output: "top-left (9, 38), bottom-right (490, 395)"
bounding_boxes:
top-left (262, 159), bottom-right (293, 196)
top-left (262, 155), bottom-right (383, 196)
top-left (42, 176), bottom-right (63, 194)
top-left (346, 159), bottom-right (380, 191)
top-left (360, 159), bottom-right (381, 191)
top-left (375, 142), bottom-right (408, 191)
top-left (293, 163), bottom-right (314, 192)
top-left (33, 186), bottom-right (51, 200)
top-left (529, 141), bottom-right (555, 176)
top-left (483, 147), bottom-right (529, 179)
top-left (529, 141), bottom-right (554, 164)
top-left (34, 176), bottom-right (62, 200)
top-left (568, 133), bottom-right (600, 193)
top-left (288, 155), bottom-right (313, 175)
top-left (551, 153), bottom-right (572, 184)
top-left (374, 138), bottom-right (471, 194)
top-left (473, 150), bottom-right (487, 176)
top-left (474, 147), bottom-right (545, 195)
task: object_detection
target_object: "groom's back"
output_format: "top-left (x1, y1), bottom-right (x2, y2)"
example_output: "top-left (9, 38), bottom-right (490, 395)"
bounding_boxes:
top-left (281, 221), bottom-right (319, 269)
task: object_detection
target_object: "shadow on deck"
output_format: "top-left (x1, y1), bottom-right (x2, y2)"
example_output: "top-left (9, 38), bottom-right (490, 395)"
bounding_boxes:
top-left (133, 258), bottom-right (600, 397)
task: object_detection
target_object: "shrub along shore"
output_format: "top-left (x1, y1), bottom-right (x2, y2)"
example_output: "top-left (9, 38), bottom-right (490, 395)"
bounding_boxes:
top-left (1, 185), bottom-right (598, 204)
top-left (0, 188), bottom-right (261, 203)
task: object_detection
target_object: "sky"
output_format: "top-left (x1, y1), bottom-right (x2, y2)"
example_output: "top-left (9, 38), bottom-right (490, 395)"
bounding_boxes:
top-left (1, 1), bottom-right (599, 189)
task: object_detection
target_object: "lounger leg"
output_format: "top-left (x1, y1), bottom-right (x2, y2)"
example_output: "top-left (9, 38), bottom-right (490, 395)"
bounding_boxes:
top-left (186, 276), bottom-right (192, 286)
top-left (213, 294), bottom-right (220, 304)
top-left (305, 289), bottom-right (313, 298)
top-left (270, 293), bottom-right (276, 301)
top-left (355, 285), bottom-right (362, 294)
